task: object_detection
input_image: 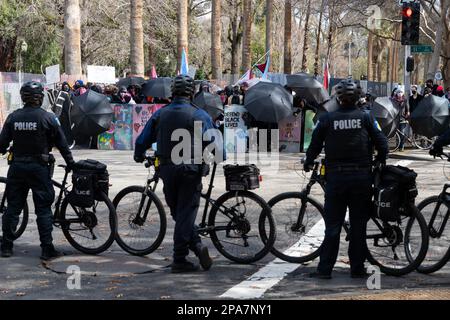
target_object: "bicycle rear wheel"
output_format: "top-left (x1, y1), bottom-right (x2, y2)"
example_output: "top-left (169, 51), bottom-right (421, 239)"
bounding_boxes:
top-left (267, 192), bottom-right (324, 263)
top-left (60, 191), bottom-right (117, 255)
top-left (0, 177), bottom-right (29, 240)
top-left (412, 135), bottom-right (434, 150)
top-left (113, 186), bottom-right (166, 256)
top-left (208, 190), bottom-right (276, 264)
top-left (415, 196), bottom-right (450, 274)
top-left (388, 132), bottom-right (401, 153)
top-left (366, 205), bottom-right (428, 276)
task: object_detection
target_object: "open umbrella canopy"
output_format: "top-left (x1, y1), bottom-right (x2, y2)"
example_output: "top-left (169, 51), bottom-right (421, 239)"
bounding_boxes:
top-left (244, 82), bottom-right (293, 123)
top-left (370, 96), bottom-right (399, 138)
top-left (71, 90), bottom-right (113, 137)
top-left (286, 73), bottom-right (329, 106)
top-left (142, 77), bottom-right (172, 98)
top-left (313, 97), bottom-right (340, 123)
top-left (117, 77), bottom-right (145, 88)
top-left (193, 91), bottom-right (224, 119)
top-left (410, 95), bottom-right (450, 138)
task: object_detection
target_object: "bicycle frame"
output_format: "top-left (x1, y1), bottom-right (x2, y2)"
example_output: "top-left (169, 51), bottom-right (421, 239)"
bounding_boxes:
top-left (428, 184), bottom-right (450, 238)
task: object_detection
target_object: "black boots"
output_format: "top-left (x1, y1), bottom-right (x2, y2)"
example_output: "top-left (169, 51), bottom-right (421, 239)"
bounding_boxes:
top-left (194, 243), bottom-right (213, 271)
top-left (40, 245), bottom-right (63, 260)
top-left (171, 260), bottom-right (200, 273)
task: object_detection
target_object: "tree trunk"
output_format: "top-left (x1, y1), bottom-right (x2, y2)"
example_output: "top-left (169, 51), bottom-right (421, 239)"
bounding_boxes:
top-left (211, 0), bottom-right (222, 80)
top-left (313, 0), bottom-right (325, 76)
top-left (0, 37), bottom-right (16, 72)
top-left (427, 18), bottom-right (444, 80)
top-left (64, 0), bottom-right (82, 76)
top-left (367, 32), bottom-right (374, 81)
top-left (301, 0), bottom-right (312, 72)
top-left (440, 0), bottom-right (450, 88)
top-left (130, 0), bottom-right (145, 77)
top-left (242, 0), bottom-right (252, 72)
top-left (283, 0), bottom-right (292, 74)
top-left (177, 0), bottom-right (189, 73)
top-left (265, 0), bottom-right (273, 71)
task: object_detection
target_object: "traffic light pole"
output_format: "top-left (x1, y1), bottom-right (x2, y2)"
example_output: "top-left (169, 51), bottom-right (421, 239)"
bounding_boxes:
top-left (404, 44), bottom-right (411, 109)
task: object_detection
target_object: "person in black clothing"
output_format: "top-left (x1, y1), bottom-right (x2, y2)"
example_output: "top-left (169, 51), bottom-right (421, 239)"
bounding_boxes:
top-left (408, 85), bottom-right (423, 114)
top-left (430, 128), bottom-right (450, 156)
top-left (0, 82), bottom-right (75, 260)
top-left (304, 79), bottom-right (388, 279)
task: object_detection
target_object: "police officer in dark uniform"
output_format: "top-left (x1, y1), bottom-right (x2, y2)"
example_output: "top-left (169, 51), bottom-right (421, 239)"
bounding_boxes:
top-left (134, 75), bottom-right (222, 273)
top-left (304, 79), bottom-right (388, 279)
top-left (0, 82), bottom-right (75, 259)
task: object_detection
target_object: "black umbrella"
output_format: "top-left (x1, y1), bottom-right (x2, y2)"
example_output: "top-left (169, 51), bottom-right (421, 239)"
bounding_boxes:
top-left (244, 82), bottom-right (293, 123)
top-left (193, 91), bottom-right (224, 119)
top-left (141, 77), bottom-right (172, 98)
top-left (313, 97), bottom-right (340, 122)
top-left (71, 90), bottom-right (113, 137)
top-left (117, 77), bottom-right (145, 87)
top-left (370, 97), bottom-right (399, 138)
top-left (286, 73), bottom-right (330, 105)
top-left (410, 95), bottom-right (450, 138)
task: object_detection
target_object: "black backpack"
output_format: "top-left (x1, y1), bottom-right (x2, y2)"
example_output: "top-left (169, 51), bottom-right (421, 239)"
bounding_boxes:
top-left (373, 165), bottom-right (418, 222)
top-left (67, 159), bottom-right (109, 207)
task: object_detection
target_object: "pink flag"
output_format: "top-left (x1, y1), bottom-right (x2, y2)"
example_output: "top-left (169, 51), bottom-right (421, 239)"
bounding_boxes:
top-left (151, 65), bottom-right (158, 79)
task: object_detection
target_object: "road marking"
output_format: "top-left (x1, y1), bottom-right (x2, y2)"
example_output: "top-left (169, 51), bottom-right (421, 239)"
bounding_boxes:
top-left (220, 159), bottom-right (416, 299)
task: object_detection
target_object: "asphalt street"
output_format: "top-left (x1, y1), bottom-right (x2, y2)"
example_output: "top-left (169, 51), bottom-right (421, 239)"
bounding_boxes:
top-left (0, 148), bottom-right (449, 300)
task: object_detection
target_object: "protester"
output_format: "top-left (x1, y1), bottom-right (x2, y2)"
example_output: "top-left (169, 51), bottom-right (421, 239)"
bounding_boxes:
top-left (391, 89), bottom-right (409, 151)
top-left (435, 85), bottom-right (445, 97)
top-left (409, 85), bottom-right (423, 114)
top-left (228, 86), bottom-right (243, 105)
top-left (128, 85), bottom-right (144, 104)
top-left (446, 87), bottom-right (450, 102)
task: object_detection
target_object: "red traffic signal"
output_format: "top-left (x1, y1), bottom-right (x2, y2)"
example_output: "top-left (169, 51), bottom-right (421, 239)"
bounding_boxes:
top-left (402, 7), bottom-right (413, 18)
top-left (401, 3), bottom-right (420, 45)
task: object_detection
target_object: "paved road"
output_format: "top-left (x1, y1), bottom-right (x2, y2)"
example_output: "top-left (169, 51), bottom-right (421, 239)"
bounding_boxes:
top-left (0, 149), bottom-right (449, 300)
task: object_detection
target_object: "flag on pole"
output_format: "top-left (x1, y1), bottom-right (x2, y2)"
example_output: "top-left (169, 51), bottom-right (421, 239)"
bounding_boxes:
top-left (151, 65), bottom-right (158, 79)
top-left (239, 69), bottom-right (253, 82)
top-left (261, 55), bottom-right (270, 79)
top-left (181, 48), bottom-right (189, 75)
top-left (323, 60), bottom-right (330, 91)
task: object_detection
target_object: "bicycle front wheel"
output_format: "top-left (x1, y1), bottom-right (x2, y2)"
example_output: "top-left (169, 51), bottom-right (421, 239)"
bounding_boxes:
top-left (416, 196), bottom-right (450, 274)
top-left (208, 190), bottom-right (276, 264)
top-left (367, 205), bottom-right (429, 276)
top-left (0, 177), bottom-right (29, 240)
top-left (267, 192), bottom-right (324, 263)
top-left (113, 186), bottom-right (167, 256)
top-left (60, 192), bottom-right (117, 255)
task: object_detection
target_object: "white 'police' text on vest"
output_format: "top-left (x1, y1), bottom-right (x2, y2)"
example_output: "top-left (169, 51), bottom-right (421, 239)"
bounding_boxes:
top-left (333, 119), bottom-right (362, 130)
top-left (14, 122), bottom-right (38, 131)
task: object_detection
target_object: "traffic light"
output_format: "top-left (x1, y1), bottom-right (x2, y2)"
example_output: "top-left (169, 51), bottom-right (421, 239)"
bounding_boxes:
top-left (406, 56), bottom-right (415, 72)
top-left (401, 2), bottom-right (420, 45)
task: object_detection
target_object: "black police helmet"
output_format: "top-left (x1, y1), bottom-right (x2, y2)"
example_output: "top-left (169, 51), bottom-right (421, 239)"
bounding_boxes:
top-left (20, 81), bottom-right (44, 106)
top-left (171, 75), bottom-right (195, 98)
top-left (335, 79), bottom-right (362, 106)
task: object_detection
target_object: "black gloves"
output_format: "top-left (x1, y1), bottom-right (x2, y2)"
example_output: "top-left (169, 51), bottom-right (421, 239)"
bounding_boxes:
top-left (429, 144), bottom-right (443, 157)
top-left (134, 154), bottom-right (145, 163)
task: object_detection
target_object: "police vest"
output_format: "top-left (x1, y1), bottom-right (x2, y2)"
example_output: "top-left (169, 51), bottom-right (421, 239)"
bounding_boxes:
top-left (323, 108), bottom-right (372, 166)
top-left (156, 103), bottom-right (198, 163)
top-left (9, 106), bottom-right (53, 156)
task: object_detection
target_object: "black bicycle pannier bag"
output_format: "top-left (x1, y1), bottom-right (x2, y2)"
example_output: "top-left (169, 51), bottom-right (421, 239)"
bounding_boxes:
top-left (224, 164), bottom-right (260, 191)
top-left (68, 159), bottom-right (109, 206)
top-left (373, 165), bottom-right (418, 222)
top-left (68, 171), bottom-right (95, 208)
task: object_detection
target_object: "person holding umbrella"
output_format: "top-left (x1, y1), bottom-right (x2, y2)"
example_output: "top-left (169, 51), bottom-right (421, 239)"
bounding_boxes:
top-left (391, 89), bottom-right (409, 152)
top-left (304, 79), bottom-right (388, 279)
top-left (134, 75), bottom-right (222, 273)
top-left (0, 82), bottom-right (75, 260)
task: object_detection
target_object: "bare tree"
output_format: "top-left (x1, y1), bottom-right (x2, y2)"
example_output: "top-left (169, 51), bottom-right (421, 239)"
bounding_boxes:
top-left (284, 0), bottom-right (292, 74)
top-left (211, 0), bottom-right (222, 79)
top-left (177, 0), bottom-right (189, 72)
top-left (130, 0), bottom-right (145, 77)
top-left (64, 0), bottom-right (82, 76)
top-left (265, 0), bottom-right (273, 70)
top-left (241, 0), bottom-right (252, 72)
top-left (301, 0), bottom-right (311, 72)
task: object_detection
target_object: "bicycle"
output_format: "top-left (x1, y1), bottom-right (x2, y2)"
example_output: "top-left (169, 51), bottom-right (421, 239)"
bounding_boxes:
top-left (415, 152), bottom-right (450, 274)
top-left (1, 163), bottom-right (117, 255)
top-left (388, 121), bottom-right (434, 152)
top-left (113, 156), bottom-right (276, 263)
top-left (0, 177), bottom-right (29, 240)
top-left (267, 158), bottom-right (429, 276)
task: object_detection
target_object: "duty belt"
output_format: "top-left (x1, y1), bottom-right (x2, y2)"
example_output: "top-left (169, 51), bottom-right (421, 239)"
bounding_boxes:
top-left (12, 154), bottom-right (54, 164)
top-left (326, 165), bottom-right (371, 173)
